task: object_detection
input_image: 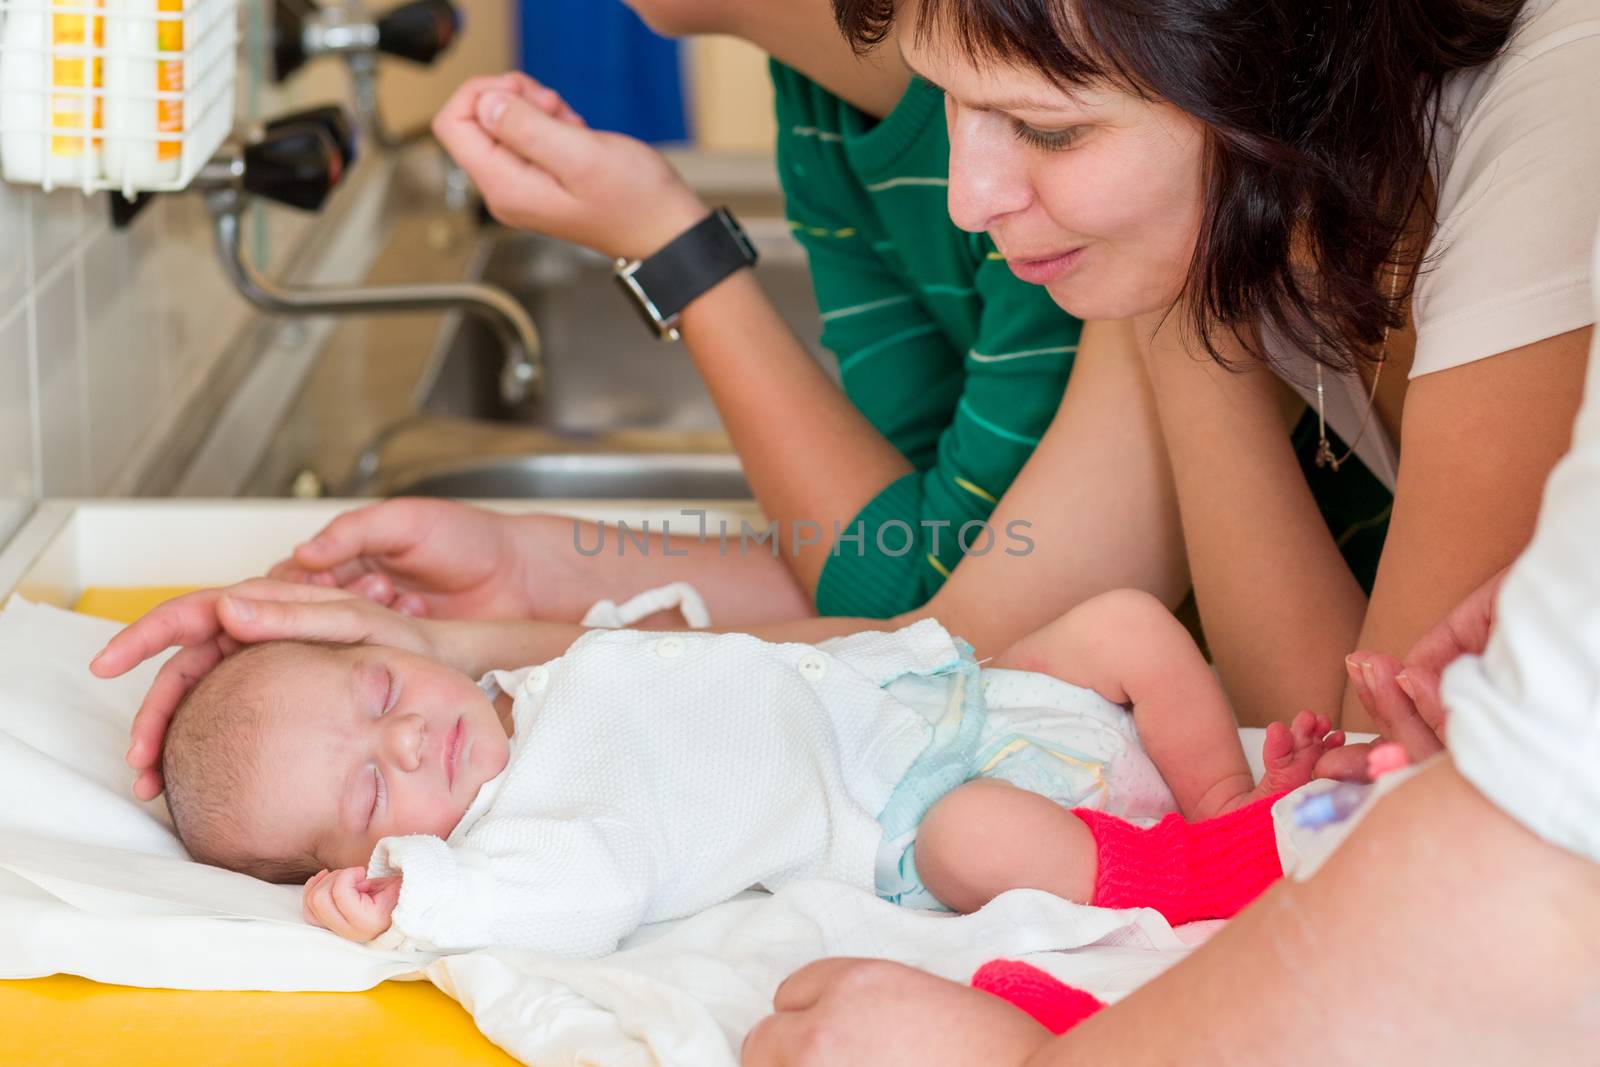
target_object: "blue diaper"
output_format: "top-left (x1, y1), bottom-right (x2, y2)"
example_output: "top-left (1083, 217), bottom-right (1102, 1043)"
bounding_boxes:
top-left (873, 663), bottom-right (1155, 910)
top-left (873, 641), bottom-right (988, 909)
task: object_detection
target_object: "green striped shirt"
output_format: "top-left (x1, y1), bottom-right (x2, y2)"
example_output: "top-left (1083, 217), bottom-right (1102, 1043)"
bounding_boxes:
top-left (772, 62), bottom-right (1083, 617)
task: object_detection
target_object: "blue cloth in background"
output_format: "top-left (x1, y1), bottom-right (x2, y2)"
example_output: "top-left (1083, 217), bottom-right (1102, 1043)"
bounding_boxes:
top-left (518, 0), bottom-right (689, 144)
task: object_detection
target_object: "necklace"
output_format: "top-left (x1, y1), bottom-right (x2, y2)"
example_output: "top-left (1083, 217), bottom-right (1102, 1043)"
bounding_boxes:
top-left (1313, 268), bottom-right (1401, 472)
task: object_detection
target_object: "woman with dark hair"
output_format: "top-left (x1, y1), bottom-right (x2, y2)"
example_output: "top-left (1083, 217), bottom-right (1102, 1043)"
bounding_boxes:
top-left (730, 1), bottom-right (1600, 1062)
top-left (818, 0), bottom-right (1598, 735)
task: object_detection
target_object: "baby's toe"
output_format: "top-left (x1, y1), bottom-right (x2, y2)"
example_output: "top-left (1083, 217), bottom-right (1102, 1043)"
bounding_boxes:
top-left (1289, 710), bottom-right (1319, 746)
top-left (1261, 720), bottom-right (1294, 765)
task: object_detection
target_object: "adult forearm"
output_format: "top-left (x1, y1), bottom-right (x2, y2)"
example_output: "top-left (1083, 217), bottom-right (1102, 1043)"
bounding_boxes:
top-left (731, 321), bottom-right (1190, 659)
top-left (1146, 346), bottom-right (1365, 725)
top-left (676, 271), bottom-right (914, 594)
top-left (520, 512), bottom-right (813, 626)
top-left (436, 617), bottom-right (588, 676)
top-left (439, 610), bottom-right (922, 675)
top-left (1029, 761), bottom-right (1600, 1065)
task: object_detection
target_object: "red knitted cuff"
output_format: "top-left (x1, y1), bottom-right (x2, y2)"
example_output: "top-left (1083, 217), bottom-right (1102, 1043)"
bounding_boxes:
top-left (1073, 792), bottom-right (1285, 926)
top-left (972, 960), bottom-right (1104, 1034)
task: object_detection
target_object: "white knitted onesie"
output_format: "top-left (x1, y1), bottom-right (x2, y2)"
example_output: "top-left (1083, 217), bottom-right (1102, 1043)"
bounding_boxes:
top-left (368, 619), bottom-right (967, 957)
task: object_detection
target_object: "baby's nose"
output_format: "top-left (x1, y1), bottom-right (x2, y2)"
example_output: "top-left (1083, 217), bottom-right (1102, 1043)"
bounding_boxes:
top-left (385, 713), bottom-right (427, 772)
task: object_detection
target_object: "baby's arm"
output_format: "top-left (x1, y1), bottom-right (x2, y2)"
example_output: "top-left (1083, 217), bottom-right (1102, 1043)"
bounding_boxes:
top-left (302, 867), bottom-right (401, 942)
top-left (990, 589), bottom-right (1335, 820)
top-left (364, 819), bottom-right (657, 957)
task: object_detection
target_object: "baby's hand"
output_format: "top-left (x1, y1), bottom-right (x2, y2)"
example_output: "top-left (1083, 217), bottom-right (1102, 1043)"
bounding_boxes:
top-left (302, 867), bottom-right (401, 942)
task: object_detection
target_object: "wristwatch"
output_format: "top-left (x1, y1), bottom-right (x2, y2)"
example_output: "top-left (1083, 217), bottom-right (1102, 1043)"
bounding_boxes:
top-left (614, 208), bottom-right (759, 341)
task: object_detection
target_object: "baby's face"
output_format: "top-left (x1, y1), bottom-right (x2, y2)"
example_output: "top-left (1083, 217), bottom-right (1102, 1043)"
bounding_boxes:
top-left (245, 644), bottom-right (511, 872)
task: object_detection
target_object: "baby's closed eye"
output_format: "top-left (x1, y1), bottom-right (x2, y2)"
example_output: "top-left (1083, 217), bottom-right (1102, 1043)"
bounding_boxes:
top-left (367, 764), bottom-right (386, 824)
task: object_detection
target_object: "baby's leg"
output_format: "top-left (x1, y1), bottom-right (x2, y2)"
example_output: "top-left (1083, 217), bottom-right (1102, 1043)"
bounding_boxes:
top-left (916, 779), bottom-right (1098, 913)
top-left (991, 590), bottom-right (1338, 820)
top-left (915, 777), bottom-right (1286, 922)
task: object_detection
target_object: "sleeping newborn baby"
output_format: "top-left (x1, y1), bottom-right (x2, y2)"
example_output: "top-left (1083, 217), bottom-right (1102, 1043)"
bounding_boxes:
top-left (160, 589), bottom-right (1341, 957)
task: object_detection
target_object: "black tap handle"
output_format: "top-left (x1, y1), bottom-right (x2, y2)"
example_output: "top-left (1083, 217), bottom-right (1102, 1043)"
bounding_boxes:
top-left (375, 0), bottom-right (460, 64)
top-left (264, 105), bottom-right (358, 170)
top-left (272, 0), bottom-right (320, 82)
top-left (243, 122), bottom-right (345, 211)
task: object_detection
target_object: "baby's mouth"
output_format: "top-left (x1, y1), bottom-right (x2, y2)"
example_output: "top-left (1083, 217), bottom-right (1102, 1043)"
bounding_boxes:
top-left (445, 717), bottom-right (464, 787)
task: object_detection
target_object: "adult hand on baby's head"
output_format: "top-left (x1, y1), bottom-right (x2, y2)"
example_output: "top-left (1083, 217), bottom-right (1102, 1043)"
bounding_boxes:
top-left (267, 498), bottom-right (577, 621)
top-left (90, 579), bottom-right (445, 800)
top-left (432, 71), bottom-right (708, 262)
top-left (303, 868), bottom-right (401, 943)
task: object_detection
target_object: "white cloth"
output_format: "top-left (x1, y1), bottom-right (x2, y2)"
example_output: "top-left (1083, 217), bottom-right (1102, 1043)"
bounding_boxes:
top-left (1274, 0), bottom-right (1600, 489)
top-left (426, 880), bottom-right (1208, 1067)
top-left (1445, 223), bottom-right (1600, 862)
top-left (0, 597), bottom-right (423, 990)
top-left (369, 620), bottom-right (968, 957)
top-left (0, 596), bottom-right (1364, 1066)
top-left (580, 582), bottom-right (712, 630)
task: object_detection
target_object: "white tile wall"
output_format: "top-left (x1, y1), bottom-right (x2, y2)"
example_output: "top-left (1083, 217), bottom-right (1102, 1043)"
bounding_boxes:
top-left (82, 224), bottom-right (162, 490)
top-left (0, 184), bottom-right (24, 318)
top-left (0, 304), bottom-right (33, 543)
top-left (0, 179), bottom-right (260, 545)
top-left (32, 258), bottom-right (88, 496)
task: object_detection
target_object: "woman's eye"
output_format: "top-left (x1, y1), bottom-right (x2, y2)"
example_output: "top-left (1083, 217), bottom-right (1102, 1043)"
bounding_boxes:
top-left (1012, 122), bottom-right (1081, 152)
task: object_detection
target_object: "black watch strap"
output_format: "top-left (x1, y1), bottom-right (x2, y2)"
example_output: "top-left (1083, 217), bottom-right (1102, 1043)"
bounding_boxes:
top-left (615, 208), bottom-right (759, 340)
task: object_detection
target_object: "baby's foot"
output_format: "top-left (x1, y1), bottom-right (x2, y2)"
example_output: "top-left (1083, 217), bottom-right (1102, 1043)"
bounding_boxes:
top-left (1213, 712), bottom-right (1345, 815)
top-left (1257, 711), bottom-right (1345, 797)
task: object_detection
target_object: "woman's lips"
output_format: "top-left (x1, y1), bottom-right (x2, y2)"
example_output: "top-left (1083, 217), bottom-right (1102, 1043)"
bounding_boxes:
top-left (1005, 247), bottom-right (1085, 286)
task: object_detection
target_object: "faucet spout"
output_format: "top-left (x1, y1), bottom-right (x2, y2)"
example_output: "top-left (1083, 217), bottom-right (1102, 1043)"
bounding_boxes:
top-left (211, 204), bottom-right (541, 405)
top-left (348, 53), bottom-right (433, 150)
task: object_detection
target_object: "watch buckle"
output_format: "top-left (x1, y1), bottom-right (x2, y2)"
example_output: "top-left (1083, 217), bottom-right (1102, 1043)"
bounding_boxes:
top-left (615, 257), bottom-right (683, 341)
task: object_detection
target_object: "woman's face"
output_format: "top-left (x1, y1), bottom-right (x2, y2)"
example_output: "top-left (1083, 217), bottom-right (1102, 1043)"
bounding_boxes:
top-left (901, 13), bottom-right (1210, 319)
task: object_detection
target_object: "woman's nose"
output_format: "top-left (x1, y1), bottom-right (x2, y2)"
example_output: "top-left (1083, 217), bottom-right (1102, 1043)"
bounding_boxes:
top-left (383, 713), bottom-right (427, 773)
top-left (946, 111), bottom-right (1034, 234)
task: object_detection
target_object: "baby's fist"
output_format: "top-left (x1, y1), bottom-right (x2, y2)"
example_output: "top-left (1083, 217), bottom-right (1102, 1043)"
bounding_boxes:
top-left (302, 867), bottom-right (402, 942)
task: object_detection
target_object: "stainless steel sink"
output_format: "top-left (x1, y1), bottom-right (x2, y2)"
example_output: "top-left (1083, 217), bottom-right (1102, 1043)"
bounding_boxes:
top-left (416, 221), bottom-right (829, 430)
top-left (382, 452), bottom-right (751, 499)
top-left (232, 145), bottom-right (822, 502)
top-left (355, 219), bottom-right (825, 499)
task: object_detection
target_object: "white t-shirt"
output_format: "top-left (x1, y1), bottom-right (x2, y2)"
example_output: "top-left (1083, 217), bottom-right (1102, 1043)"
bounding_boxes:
top-left (1274, 0), bottom-right (1600, 490)
top-left (1445, 222), bottom-right (1600, 863)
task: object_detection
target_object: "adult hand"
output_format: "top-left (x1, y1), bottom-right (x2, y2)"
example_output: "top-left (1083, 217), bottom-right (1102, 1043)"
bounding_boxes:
top-left (90, 579), bottom-right (445, 800)
top-left (1315, 565), bottom-right (1508, 779)
top-left (267, 498), bottom-right (591, 622)
top-left (433, 71), bottom-right (710, 262)
top-left (741, 959), bottom-right (1051, 1067)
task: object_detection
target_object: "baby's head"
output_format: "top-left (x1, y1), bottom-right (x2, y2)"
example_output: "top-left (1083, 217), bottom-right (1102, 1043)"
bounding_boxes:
top-left (162, 640), bottom-right (511, 882)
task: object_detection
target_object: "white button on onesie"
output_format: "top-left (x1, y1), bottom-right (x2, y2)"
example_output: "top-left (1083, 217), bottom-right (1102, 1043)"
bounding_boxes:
top-left (368, 620), bottom-right (967, 958)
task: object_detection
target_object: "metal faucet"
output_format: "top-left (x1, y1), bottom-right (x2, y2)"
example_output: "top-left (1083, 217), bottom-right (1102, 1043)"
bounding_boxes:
top-left (193, 112), bottom-right (542, 405)
top-left (275, 0), bottom-right (459, 149)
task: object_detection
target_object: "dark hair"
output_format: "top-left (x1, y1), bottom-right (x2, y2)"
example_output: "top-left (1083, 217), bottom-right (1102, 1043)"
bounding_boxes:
top-left (834, 0), bottom-right (1525, 371)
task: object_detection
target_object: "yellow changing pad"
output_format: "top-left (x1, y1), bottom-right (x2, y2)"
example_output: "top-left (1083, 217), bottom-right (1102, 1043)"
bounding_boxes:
top-left (0, 587), bottom-right (517, 1066)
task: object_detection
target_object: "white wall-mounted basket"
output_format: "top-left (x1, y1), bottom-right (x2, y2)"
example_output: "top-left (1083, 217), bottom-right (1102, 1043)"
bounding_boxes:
top-left (0, 0), bottom-right (236, 196)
